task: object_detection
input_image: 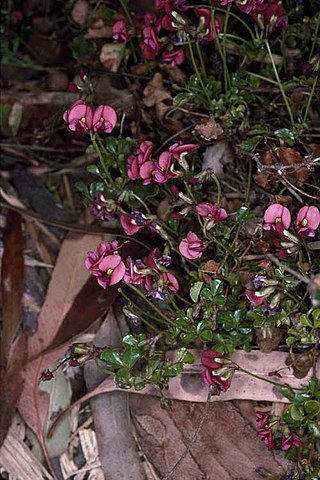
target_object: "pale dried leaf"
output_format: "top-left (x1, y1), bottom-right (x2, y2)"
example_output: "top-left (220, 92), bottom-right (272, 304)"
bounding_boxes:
top-left (194, 116), bottom-right (224, 140)
top-left (143, 73), bottom-right (172, 108)
top-left (0, 428), bottom-right (53, 480)
top-left (201, 140), bottom-right (234, 178)
top-left (71, 0), bottom-right (89, 26)
top-left (100, 43), bottom-right (124, 72)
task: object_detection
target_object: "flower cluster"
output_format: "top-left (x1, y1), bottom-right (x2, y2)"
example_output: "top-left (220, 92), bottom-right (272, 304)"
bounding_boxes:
top-left (127, 140), bottom-right (199, 185)
top-left (63, 100), bottom-right (117, 134)
top-left (85, 243), bottom-right (179, 299)
top-left (112, 0), bottom-right (287, 66)
top-left (256, 411), bottom-right (303, 451)
top-left (263, 204), bottom-right (320, 238)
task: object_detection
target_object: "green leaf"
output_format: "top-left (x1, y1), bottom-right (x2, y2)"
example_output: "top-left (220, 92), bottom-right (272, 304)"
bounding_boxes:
top-left (190, 281), bottom-right (203, 303)
top-left (309, 422), bottom-right (320, 438)
top-left (87, 164), bottom-right (101, 175)
top-left (200, 330), bottom-right (213, 341)
top-left (274, 128), bottom-right (295, 146)
top-left (304, 400), bottom-right (320, 418)
top-left (236, 206), bottom-right (254, 222)
top-left (210, 279), bottom-right (224, 296)
top-left (121, 346), bottom-right (141, 369)
top-left (300, 314), bottom-right (312, 327)
top-left (312, 308), bottom-right (320, 327)
top-left (201, 288), bottom-right (213, 300)
top-left (122, 335), bottom-right (138, 346)
top-left (290, 404), bottom-right (304, 421)
top-left (75, 181), bottom-right (89, 197)
top-left (70, 35), bottom-right (97, 61)
top-left (213, 295), bottom-right (226, 306)
top-left (101, 349), bottom-right (123, 367)
top-left (240, 136), bottom-right (262, 152)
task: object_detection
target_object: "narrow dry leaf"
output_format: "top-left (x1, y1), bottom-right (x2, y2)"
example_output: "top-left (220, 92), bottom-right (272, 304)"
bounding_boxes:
top-left (0, 211), bottom-right (26, 446)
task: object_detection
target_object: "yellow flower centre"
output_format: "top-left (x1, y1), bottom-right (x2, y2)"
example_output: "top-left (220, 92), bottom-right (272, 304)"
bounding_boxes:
top-left (301, 218), bottom-right (308, 227)
top-left (275, 217), bottom-right (282, 223)
top-left (81, 117), bottom-right (86, 123)
top-left (106, 268), bottom-right (113, 276)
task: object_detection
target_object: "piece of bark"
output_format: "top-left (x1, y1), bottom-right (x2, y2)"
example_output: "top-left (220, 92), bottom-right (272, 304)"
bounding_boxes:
top-left (84, 309), bottom-right (146, 480)
top-left (131, 397), bottom-right (288, 480)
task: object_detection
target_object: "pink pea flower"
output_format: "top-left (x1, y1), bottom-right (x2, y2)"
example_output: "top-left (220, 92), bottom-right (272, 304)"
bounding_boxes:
top-left (162, 272), bottom-right (179, 294)
top-left (92, 105), bottom-right (117, 133)
top-left (144, 12), bottom-right (162, 33)
top-left (251, 0), bottom-right (287, 30)
top-left (97, 254), bottom-right (126, 289)
top-left (257, 429), bottom-right (275, 451)
top-left (89, 193), bottom-right (117, 221)
top-left (263, 203), bottom-right (291, 235)
top-left (127, 141), bottom-right (155, 183)
top-left (120, 215), bottom-right (141, 235)
top-left (245, 289), bottom-right (266, 307)
top-left (63, 100), bottom-right (93, 133)
top-left (281, 433), bottom-right (303, 451)
top-left (195, 202), bottom-right (227, 223)
top-left (154, 151), bottom-right (176, 184)
top-left (85, 241), bottom-right (121, 276)
top-left (195, 8), bottom-right (220, 42)
top-left (295, 206), bottom-right (320, 238)
top-left (140, 27), bottom-right (160, 60)
top-left (201, 350), bottom-right (232, 392)
top-left (237, 0), bottom-right (264, 15)
top-left (112, 20), bottom-right (130, 42)
top-left (179, 232), bottom-right (206, 260)
top-left (256, 411), bottom-right (270, 430)
top-left (161, 48), bottom-right (185, 66)
top-left (169, 142), bottom-right (199, 168)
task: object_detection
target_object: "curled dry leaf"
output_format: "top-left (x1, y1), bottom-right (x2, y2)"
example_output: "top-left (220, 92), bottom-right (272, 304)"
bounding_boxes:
top-left (201, 260), bottom-right (220, 283)
top-left (255, 328), bottom-right (284, 353)
top-left (285, 351), bottom-right (313, 379)
top-left (85, 19), bottom-right (113, 38)
top-left (254, 147), bottom-right (311, 189)
top-left (201, 140), bottom-right (234, 178)
top-left (194, 116), bottom-right (224, 141)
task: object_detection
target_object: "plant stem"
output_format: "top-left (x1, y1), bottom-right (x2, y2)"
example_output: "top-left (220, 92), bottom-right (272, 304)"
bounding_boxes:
top-left (119, 0), bottom-right (134, 28)
top-left (126, 284), bottom-right (177, 327)
top-left (91, 137), bottom-right (113, 184)
top-left (303, 74), bottom-right (319, 124)
top-left (118, 288), bottom-right (160, 333)
top-left (237, 366), bottom-right (304, 391)
top-left (195, 41), bottom-right (206, 78)
top-left (245, 156), bottom-right (252, 207)
top-left (309, 13), bottom-right (320, 60)
top-left (222, 3), bottom-right (231, 92)
top-left (265, 40), bottom-right (295, 127)
top-left (187, 36), bottom-right (212, 107)
top-left (212, 173), bottom-right (222, 206)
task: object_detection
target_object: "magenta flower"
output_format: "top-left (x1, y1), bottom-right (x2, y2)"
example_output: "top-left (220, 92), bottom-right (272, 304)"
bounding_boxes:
top-left (169, 142), bottom-right (199, 167)
top-left (120, 215), bottom-right (141, 235)
top-left (201, 350), bottom-right (232, 392)
top-left (295, 206), bottom-right (320, 238)
top-left (89, 193), bottom-right (117, 221)
top-left (162, 272), bottom-right (179, 294)
top-left (256, 412), bottom-right (270, 430)
top-left (161, 48), bottom-right (185, 66)
top-left (257, 429), bottom-right (275, 451)
top-left (251, 0), bottom-right (287, 30)
top-left (263, 203), bottom-right (291, 235)
top-left (140, 27), bottom-right (160, 60)
top-left (237, 0), bottom-right (264, 15)
top-left (63, 100), bottom-right (93, 133)
top-left (195, 8), bottom-right (220, 41)
top-left (155, 151), bottom-right (176, 184)
top-left (112, 20), bottom-right (130, 42)
top-left (127, 141), bottom-right (155, 184)
top-left (144, 12), bottom-right (162, 33)
top-left (92, 105), bottom-right (117, 133)
top-left (179, 232), bottom-right (206, 260)
top-left (97, 254), bottom-right (126, 289)
top-left (281, 433), bottom-right (303, 451)
top-left (85, 241), bottom-right (125, 289)
top-left (195, 202), bottom-right (227, 223)
top-left (245, 289), bottom-right (266, 307)
top-left (11, 10), bottom-right (23, 25)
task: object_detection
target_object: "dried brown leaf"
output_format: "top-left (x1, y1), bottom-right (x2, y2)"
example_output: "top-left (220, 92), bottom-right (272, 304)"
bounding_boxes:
top-left (255, 328), bottom-right (284, 353)
top-left (71, 0), bottom-right (89, 26)
top-left (143, 73), bottom-right (172, 108)
top-left (194, 116), bottom-right (224, 141)
top-left (100, 43), bottom-right (124, 72)
top-left (0, 211), bottom-right (27, 446)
